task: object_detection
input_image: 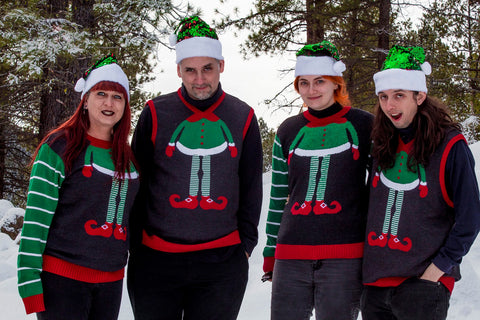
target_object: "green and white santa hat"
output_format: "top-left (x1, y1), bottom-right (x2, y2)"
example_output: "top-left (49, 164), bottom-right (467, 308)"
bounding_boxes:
top-left (294, 41), bottom-right (346, 77)
top-left (74, 53), bottom-right (130, 101)
top-left (373, 45), bottom-right (431, 95)
top-left (169, 15), bottom-right (223, 64)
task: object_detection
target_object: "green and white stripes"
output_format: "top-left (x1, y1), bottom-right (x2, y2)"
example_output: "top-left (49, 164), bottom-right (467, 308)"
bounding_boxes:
top-left (263, 136), bottom-right (289, 258)
top-left (17, 143), bottom-right (64, 300)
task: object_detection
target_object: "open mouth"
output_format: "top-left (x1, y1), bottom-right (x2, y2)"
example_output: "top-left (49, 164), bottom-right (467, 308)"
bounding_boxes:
top-left (102, 111), bottom-right (114, 116)
top-left (391, 113), bottom-right (402, 121)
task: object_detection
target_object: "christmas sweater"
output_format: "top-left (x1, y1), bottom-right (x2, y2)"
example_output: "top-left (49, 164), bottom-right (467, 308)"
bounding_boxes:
top-left (17, 135), bottom-right (139, 314)
top-left (131, 84), bottom-right (263, 256)
top-left (263, 103), bottom-right (373, 272)
top-left (363, 130), bottom-right (480, 290)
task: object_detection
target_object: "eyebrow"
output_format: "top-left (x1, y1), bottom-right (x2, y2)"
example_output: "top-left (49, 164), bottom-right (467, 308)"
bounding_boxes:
top-left (299, 76), bottom-right (324, 81)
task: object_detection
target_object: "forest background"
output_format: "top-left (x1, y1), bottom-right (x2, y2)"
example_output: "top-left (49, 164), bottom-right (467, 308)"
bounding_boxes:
top-left (1, 0), bottom-right (479, 215)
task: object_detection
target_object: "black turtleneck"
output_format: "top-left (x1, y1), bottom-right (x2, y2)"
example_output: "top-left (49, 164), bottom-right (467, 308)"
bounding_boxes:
top-left (308, 102), bottom-right (343, 118)
top-left (398, 123), bottom-right (415, 144)
top-left (180, 83), bottom-right (223, 111)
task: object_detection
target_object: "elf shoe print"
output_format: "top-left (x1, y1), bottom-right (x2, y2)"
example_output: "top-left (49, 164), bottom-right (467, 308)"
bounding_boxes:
top-left (84, 220), bottom-right (113, 238)
top-left (313, 200), bottom-right (341, 215)
top-left (114, 224), bottom-right (127, 241)
top-left (291, 201), bottom-right (312, 215)
top-left (200, 196), bottom-right (227, 210)
top-left (367, 231), bottom-right (388, 247)
top-left (170, 195), bottom-right (198, 209)
top-left (388, 235), bottom-right (412, 252)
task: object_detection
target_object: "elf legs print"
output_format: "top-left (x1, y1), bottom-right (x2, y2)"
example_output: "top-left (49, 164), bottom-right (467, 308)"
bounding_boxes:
top-left (291, 155), bottom-right (341, 215)
top-left (368, 189), bottom-right (412, 252)
top-left (170, 155), bottom-right (227, 210)
top-left (85, 179), bottom-right (129, 241)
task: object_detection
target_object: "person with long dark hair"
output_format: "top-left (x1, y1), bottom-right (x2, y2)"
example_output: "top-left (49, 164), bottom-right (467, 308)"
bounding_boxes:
top-left (17, 54), bottom-right (139, 319)
top-left (262, 41), bottom-right (373, 320)
top-left (361, 45), bottom-right (480, 320)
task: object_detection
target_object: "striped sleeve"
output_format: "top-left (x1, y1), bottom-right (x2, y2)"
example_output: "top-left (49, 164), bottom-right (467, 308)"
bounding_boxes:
top-left (17, 143), bottom-right (65, 314)
top-left (263, 135), bottom-right (289, 259)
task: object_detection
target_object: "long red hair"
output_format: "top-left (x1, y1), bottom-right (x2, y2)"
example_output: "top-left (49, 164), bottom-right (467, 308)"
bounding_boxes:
top-left (32, 81), bottom-right (136, 180)
top-left (294, 75), bottom-right (351, 106)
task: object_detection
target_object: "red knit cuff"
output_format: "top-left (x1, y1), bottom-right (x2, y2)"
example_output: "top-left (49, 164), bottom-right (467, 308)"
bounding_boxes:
top-left (263, 256), bottom-right (275, 273)
top-left (23, 293), bottom-right (45, 314)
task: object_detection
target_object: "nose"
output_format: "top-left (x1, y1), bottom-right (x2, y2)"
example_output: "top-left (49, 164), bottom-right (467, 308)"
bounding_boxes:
top-left (104, 95), bottom-right (115, 106)
top-left (194, 70), bottom-right (205, 83)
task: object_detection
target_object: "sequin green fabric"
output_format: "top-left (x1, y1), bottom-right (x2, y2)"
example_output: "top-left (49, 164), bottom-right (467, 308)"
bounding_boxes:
top-left (83, 53), bottom-right (117, 79)
top-left (382, 45), bottom-right (425, 71)
top-left (176, 16), bottom-right (218, 43)
top-left (296, 41), bottom-right (340, 61)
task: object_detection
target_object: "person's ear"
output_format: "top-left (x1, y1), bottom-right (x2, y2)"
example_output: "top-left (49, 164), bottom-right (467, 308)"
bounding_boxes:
top-left (416, 91), bottom-right (427, 105)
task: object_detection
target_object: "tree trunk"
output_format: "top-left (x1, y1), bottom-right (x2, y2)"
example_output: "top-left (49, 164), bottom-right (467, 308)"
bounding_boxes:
top-left (306, 0), bottom-right (326, 43)
top-left (38, 0), bottom-right (95, 138)
top-left (377, 0), bottom-right (391, 68)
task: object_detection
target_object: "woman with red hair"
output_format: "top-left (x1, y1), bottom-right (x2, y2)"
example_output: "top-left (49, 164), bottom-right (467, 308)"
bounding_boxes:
top-left (262, 41), bottom-right (373, 319)
top-left (17, 54), bottom-right (139, 320)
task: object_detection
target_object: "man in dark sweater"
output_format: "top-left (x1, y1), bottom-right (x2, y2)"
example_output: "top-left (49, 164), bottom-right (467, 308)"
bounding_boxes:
top-left (361, 45), bottom-right (480, 320)
top-left (127, 16), bottom-right (263, 320)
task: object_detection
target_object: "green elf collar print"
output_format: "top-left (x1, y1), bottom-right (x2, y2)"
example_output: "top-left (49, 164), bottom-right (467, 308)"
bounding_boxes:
top-left (368, 138), bottom-right (428, 252)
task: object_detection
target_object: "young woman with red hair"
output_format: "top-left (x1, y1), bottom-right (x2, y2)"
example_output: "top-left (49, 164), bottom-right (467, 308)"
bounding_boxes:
top-left (262, 41), bottom-right (373, 320)
top-left (17, 54), bottom-right (139, 320)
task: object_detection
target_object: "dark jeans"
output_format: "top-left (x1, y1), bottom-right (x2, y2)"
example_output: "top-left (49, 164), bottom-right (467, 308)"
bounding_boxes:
top-left (127, 245), bottom-right (249, 320)
top-left (37, 271), bottom-right (123, 320)
top-left (271, 258), bottom-right (362, 320)
top-left (361, 278), bottom-right (450, 320)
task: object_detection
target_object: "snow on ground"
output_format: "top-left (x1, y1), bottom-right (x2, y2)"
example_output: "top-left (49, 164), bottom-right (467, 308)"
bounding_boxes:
top-left (2, 143), bottom-right (480, 319)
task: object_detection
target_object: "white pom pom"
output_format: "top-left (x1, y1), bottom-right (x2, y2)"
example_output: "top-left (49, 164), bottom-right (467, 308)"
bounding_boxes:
top-left (169, 33), bottom-right (178, 46)
top-left (333, 61), bottom-right (346, 75)
top-left (74, 78), bottom-right (85, 92)
top-left (421, 62), bottom-right (432, 75)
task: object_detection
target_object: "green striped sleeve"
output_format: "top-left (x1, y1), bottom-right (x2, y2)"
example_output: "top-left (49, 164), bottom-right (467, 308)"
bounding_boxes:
top-left (263, 135), bottom-right (289, 258)
top-left (17, 143), bottom-right (65, 301)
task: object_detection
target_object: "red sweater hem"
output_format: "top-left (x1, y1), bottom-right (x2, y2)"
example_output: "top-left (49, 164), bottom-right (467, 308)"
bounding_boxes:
top-left (365, 276), bottom-right (455, 294)
top-left (142, 229), bottom-right (241, 252)
top-left (275, 242), bottom-right (364, 260)
top-left (43, 255), bottom-right (124, 283)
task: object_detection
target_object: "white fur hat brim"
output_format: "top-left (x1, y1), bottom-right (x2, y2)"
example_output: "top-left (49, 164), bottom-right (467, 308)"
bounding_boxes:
top-left (175, 37), bottom-right (223, 64)
top-left (373, 68), bottom-right (428, 95)
top-left (294, 56), bottom-right (346, 77)
top-left (74, 63), bottom-right (130, 101)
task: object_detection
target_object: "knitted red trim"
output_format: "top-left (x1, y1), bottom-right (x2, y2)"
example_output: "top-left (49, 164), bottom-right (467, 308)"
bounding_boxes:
top-left (177, 87), bottom-right (225, 118)
top-left (43, 255), bottom-right (124, 283)
top-left (146, 100), bottom-right (157, 146)
top-left (275, 242), bottom-right (364, 260)
top-left (263, 256), bottom-right (275, 273)
top-left (23, 293), bottom-right (45, 314)
top-left (365, 276), bottom-right (455, 294)
top-left (440, 134), bottom-right (466, 208)
top-left (142, 229), bottom-right (241, 252)
top-left (86, 135), bottom-right (112, 149)
top-left (243, 108), bottom-right (255, 140)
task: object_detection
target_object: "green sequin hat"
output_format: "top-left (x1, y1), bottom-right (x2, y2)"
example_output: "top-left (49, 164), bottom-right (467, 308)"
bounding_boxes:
top-left (373, 45), bottom-right (432, 95)
top-left (74, 53), bottom-right (129, 101)
top-left (169, 15), bottom-right (223, 64)
top-left (294, 41), bottom-right (346, 77)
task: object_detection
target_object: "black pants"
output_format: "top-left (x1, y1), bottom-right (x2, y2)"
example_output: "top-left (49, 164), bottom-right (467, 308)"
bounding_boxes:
top-left (37, 271), bottom-right (123, 320)
top-left (361, 278), bottom-right (450, 320)
top-left (127, 245), bottom-right (249, 320)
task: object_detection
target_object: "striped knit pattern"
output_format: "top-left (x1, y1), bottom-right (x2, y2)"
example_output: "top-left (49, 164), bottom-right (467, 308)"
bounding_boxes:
top-left (264, 135), bottom-right (289, 258)
top-left (17, 143), bottom-right (65, 303)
